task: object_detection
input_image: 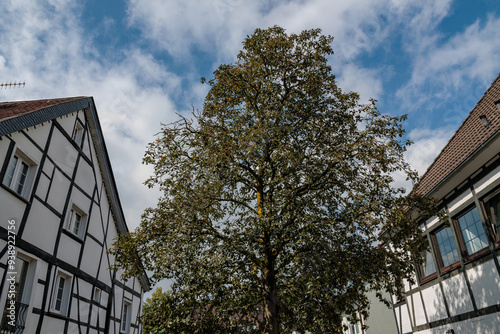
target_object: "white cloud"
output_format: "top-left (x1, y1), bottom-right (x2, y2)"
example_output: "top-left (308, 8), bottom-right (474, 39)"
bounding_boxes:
top-left (405, 127), bottom-right (455, 176)
top-left (336, 64), bottom-right (383, 102)
top-left (127, 0), bottom-right (408, 63)
top-left (0, 0), bottom-right (179, 230)
top-left (396, 15), bottom-right (500, 116)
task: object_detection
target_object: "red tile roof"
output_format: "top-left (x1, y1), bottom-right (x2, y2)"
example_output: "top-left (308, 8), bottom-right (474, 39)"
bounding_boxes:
top-left (417, 73), bottom-right (500, 196)
top-left (0, 97), bottom-right (87, 122)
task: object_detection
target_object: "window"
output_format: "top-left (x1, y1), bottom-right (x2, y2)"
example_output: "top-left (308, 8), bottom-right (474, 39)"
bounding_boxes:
top-left (120, 300), bottom-right (132, 333)
top-left (3, 150), bottom-right (36, 198)
top-left (432, 226), bottom-right (460, 270)
top-left (93, 287), bottom-right (101, 303)
top-left (66, 205), bottom-right (87, 238)
top-left (418, 242), bottom-right (437, 281)
top-left (72, 120), bottom-right (84, 147)
top-left (0, 256), bottom-right (33, 331)
top-left (483, 189), bottom-right (500, 242)
top-left (455, 207), bottom-right (489, 257)
top-left (51, 271), bottom-right (71, 315)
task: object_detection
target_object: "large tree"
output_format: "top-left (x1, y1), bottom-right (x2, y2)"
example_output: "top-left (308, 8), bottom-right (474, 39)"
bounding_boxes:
top-left (111, 26), bottom-right (435, 333)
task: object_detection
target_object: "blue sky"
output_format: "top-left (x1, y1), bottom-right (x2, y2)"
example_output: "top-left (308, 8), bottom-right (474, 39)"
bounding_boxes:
top-left (1, 0), bottom-right (499, 238)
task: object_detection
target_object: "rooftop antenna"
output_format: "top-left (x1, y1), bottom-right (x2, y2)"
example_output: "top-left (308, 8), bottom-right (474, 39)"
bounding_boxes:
top-left (0, 81), bottom-right (25, 89)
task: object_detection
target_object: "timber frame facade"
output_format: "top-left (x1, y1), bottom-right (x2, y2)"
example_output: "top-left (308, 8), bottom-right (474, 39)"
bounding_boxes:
top-left (0, 97), bottom-right (149, 333)
top-left (392, 74), bottom-right (500, 334)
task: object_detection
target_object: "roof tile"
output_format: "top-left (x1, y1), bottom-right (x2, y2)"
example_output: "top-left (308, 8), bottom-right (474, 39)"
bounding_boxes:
top-left (0, 97), bottom-right (87, 122)
top-left (417, 74), bottom-right (500, 195)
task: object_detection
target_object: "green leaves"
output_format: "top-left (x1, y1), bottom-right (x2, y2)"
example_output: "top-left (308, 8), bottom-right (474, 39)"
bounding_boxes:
top-left (110, 26), bottom-right (437, 334)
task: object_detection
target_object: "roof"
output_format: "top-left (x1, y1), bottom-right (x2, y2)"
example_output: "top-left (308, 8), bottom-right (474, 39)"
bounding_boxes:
top-left (417, 73), bottom-right (500, 196)
top-left (0, 97), bottom-right (86, 121)
top-left (0, 97), bottom-right (151, 291)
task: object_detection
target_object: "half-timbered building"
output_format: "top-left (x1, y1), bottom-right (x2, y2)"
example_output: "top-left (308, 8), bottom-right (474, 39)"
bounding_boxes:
top-left (0, 97), bottom-right (149, 333)
top-left (392, 74), bottom-right (500, 333)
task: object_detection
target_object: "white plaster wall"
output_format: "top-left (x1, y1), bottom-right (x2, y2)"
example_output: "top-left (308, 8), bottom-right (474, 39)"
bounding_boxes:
top-left (56, 113), bottom-right (78, 138)
top-left (105, 217), bottom-right (118, 247)
top-left (70, 187), bottom-right (92, 213)
top-left (29, 259), bottom-right (48, 310)
top-left (22, 199), bottom-right (60, 254)
top-left (22, 124), bottom-right (50, 149)
top-left (99, 307), bottom-right (107, 328)
top-left (46, 168), bottom-right (71, 214)
top-left (98, 251), bottom-right (113, 286)
top-left (80, 238), bottom-right (102, 277)
top-left (82, 131), bottom-right (92, 158)
top-left (87, 211), bottom-right (105, 244)
top-left (56, 234), bottom-right (81, 265)
top-left (47, 127), bottom-right (78, 177)
top-left (412, 292), bottom-right (427, 326)
top-left (67, 322), bottom-right (80, 334)
top-left (399, 303), bottom-right (413, 334)
top-left (474, 164), bottom-right (500, 195)
top-left (126, 276), bottom-right (135, 290)
top-left (466, 259), bottom-right (500, 309)
top-left (424, 312), bottom-right (500, 334)
top-left (421, 283), bottom-right (448, 322)
top-left (406, 294), bottom-right (414, 328)
top-left (78, 277), bottom-right (93, 300)
top-left (42, 159), bottom-right (54, 177)
top-left (40, 316), bottom-right (66, 334)
top-left (9, 131), bottom-right (43, 163)
top-left (0, 188), bottom-right (28, 222)
top-left (441, 273), bottom-right (474, 317)
top-left (0, 136), bottom-right (9, 155)
top-left (447, 188), bottom-right (473, 215)
top-left (75, 158), bottom-right (95, 197)
top-left (23, 313), bottom-right (41, 334)
top-left (36, 172), bottom-right (51, 200)
top-left (100, 291), bottom-right (109, 309)
top-left (422, 216), bottom-right (440, 232)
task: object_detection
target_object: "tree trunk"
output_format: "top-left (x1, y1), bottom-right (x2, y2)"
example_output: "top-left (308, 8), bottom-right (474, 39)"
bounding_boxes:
top-left (262, 266), bottom-right (280, 334)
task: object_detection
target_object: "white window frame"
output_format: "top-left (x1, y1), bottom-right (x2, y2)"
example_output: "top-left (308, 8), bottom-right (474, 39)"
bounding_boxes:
top-left (3, 148), bottom-right (37, 198)
top-left (66, 204), bottom-right (87, 239)
top-left (51, 270), bottom-right (72, 315)
top-left (120, 299), bottom-right (132, 334)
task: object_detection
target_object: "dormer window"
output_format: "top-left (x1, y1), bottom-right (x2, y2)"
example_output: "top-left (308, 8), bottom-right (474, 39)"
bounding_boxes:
top-left (495, 100), bottom-right (500, 113)
top-left (479, 115), bottom-right (490, 128)
top-left (72, 120), bottom-right (84, 148)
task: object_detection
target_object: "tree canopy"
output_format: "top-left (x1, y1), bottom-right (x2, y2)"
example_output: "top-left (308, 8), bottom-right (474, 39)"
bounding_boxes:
top-left (110, 26), bottom-right (436, 334)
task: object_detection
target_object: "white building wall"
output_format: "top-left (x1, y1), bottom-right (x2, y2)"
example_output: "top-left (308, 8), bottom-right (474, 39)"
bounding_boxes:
top-left (0, 104), bottom-right (147, 334)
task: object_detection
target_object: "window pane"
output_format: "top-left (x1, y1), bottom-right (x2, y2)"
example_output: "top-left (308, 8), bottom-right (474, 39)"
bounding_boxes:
top-left (484, 192), bottom-right (500, 238)
top-left (434, 227), bottom-right (460, 267)
top-left (5, 156), bottom-right (18, 187)
top-left (15, 258), bottom-right (29, 303)
top-left (55, 277), bottom-right (65, 311)
top-left (73, 212), bottom-right (82, 235)
top-left (15, 162), bottom-right (29, 195)
top-left (457, 208), bottom-right (488, 255)
top-left (121, 303), bottom-right (129, 331)
top-left (421, 248), bottom-right (436, 277)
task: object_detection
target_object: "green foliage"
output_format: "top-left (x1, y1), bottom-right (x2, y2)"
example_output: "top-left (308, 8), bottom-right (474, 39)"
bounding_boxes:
top-left (110, 26), bottom-right (438, 334)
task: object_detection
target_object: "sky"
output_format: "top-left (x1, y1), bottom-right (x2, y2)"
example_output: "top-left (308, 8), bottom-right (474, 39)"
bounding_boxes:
top-left (0, 0), bottom-right (499, 281)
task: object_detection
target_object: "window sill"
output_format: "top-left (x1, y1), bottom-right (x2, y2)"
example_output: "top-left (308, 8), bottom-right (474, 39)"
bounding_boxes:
top-left (62, 229), bottom-right (85, 243)
top-left (1, 184), bottom-right (30, 204)
top-left (439, 261), bottom-right (461, 275)
top-left (419, 272), bottom-right (438, 285)
top-left (464, 247), bottom-right (490, 263)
